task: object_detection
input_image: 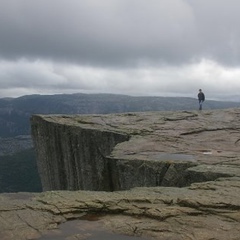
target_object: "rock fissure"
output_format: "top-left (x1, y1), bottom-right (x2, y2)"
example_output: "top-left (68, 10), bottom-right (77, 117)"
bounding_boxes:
top-left (16, 212), bottom-right (42, 235)
top-left (177, 199), bottom-right (240, 212)
top-left (181, 126), bottom-right (240, 136)
top-left (34, 199), bottom-right (64, 215)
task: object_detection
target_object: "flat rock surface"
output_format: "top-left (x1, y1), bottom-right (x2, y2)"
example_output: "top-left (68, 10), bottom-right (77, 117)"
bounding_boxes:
top-left (1, 108), bottom-right (240, 239)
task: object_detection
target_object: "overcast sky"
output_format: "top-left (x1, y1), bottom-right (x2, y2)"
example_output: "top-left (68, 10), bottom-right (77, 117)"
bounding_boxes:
top-left (0, 0), bottom-right (240, 100)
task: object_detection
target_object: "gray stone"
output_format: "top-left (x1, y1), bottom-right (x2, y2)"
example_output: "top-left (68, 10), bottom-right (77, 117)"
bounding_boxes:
top-left (31, 109), bottom-right (240, 191)
top-left (0, 108), bottom-right (240, 239)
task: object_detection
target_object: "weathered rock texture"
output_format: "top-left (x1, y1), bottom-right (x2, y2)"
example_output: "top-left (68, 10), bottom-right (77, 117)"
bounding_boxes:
top-left (31, 115), bottom-right (129, 191)
top-left (31, 109), bottom-right (240, 192)
top-left (0, 108), bottom-right (240, 239)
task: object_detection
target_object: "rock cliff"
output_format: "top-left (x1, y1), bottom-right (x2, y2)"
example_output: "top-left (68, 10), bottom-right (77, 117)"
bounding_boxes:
top-left (0, 108), bottom-right (240, 240)
top-left (31, 114), bottom-right (129, 191)
top-left (31, 109), bottom-right (240, 192)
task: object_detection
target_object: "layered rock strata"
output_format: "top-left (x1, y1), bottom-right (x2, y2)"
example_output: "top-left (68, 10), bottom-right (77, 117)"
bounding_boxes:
top-left (0, 108), bottom-right (240, 239)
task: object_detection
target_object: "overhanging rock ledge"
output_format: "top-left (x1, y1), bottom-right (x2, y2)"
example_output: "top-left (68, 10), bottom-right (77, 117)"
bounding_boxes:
top-left (31, 109), bottom-right (240, 192)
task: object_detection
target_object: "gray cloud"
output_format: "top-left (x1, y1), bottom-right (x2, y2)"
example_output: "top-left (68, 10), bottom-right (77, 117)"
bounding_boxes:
top-left (0, 58), bottom-right (240, 100)
top-left (186, 0), bottom-right (240, 65)
top-left (0, 0), bottom-right (203, 66)
top-left (1, 0), bottom-right (240, 67)
top-left (0, 0), bottom-right (240, 99)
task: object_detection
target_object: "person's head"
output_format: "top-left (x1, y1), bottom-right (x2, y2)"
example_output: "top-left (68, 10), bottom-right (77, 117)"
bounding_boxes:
top-left (199, 89), bottom-right (202, 92)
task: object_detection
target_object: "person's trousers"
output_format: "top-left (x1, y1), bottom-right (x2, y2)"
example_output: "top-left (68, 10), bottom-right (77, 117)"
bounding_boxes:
top-left (199, 100), bottom-right (203, 110)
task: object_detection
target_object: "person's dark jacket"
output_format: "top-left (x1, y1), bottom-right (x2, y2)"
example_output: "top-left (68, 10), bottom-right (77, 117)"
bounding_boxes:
top-left (198, 92), bottom-right (205, 102)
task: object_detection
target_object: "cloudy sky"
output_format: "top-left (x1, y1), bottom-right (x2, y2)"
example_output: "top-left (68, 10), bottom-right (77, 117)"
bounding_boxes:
top-left (0, 0), bottom-right (240, 100)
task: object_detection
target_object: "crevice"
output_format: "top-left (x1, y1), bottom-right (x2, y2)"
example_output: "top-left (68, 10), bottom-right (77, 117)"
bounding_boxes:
top-left (16, 211), bottom-right (42, 235)
top-left (181, 127), bottom-right (240, 136)
top-left (157, 163), bottom-right (171, 186)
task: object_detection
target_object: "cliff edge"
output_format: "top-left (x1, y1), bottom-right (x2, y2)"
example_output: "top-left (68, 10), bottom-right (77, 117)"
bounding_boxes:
top-left (0, 109), bottom-right (240, 240)
top-left (31, 109), bottom-right (240, 192)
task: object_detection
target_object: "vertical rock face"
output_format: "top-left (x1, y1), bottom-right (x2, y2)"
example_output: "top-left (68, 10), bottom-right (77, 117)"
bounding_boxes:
top-left (31, 114), bottom-right (198, 192)
top-left (107, 158), bottom-right (196, 191)
top-left (31, 115), bottom-right (129, 191)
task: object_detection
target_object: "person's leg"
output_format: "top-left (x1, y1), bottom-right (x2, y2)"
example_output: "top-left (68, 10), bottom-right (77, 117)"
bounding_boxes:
top-left (199, 100), bottom-right (202, 110)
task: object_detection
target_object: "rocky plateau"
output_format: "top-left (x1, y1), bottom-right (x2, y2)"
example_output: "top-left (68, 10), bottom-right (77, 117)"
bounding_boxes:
top-left (1, 108), bottom-right (240, 240)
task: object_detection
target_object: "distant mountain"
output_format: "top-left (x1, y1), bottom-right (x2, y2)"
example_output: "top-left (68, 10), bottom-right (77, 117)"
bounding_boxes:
top-left (0, 93), bottom-right (239, 137)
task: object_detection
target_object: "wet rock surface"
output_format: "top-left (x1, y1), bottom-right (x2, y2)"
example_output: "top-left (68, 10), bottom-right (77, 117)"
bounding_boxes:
top-left (1, 108), bottom-right (240, 239)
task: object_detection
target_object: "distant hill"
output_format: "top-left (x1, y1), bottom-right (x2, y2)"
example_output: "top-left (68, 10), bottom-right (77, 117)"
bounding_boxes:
top-left (0, 93), bottom-right (239, 137)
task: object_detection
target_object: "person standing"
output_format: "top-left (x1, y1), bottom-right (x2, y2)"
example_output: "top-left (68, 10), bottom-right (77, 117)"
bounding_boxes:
top-left (198, 89), bottom-right (205, 110)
